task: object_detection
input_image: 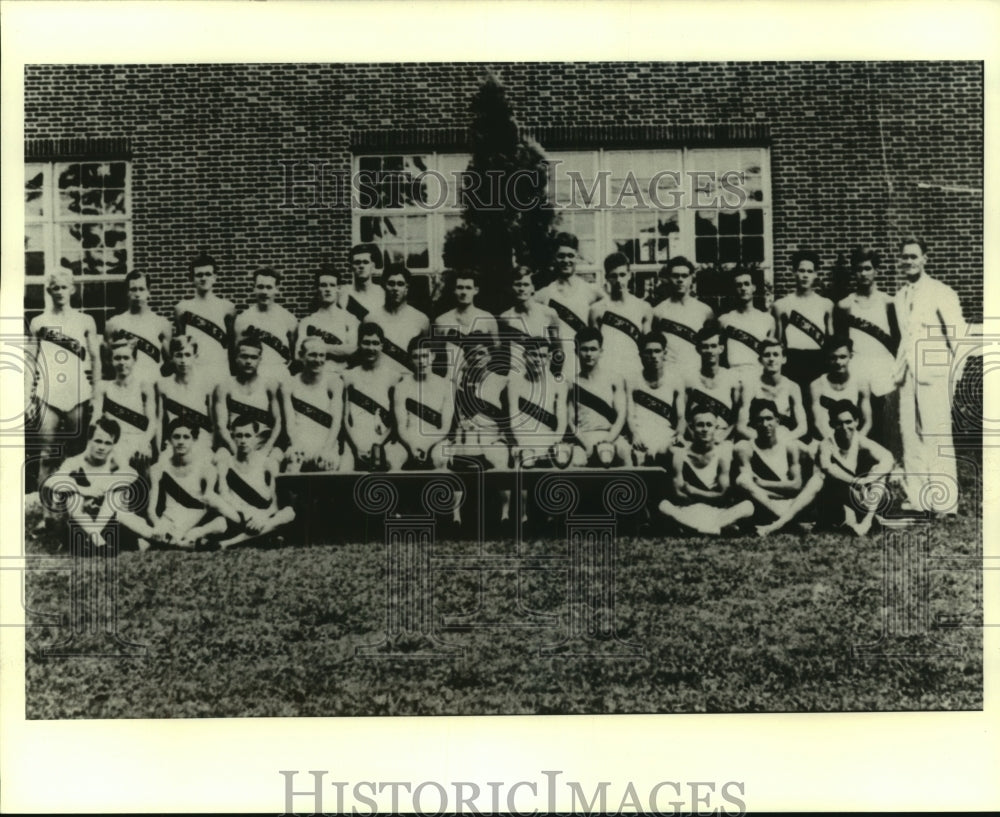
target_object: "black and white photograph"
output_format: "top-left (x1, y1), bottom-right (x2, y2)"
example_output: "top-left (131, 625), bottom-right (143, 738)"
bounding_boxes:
top-left (2, 2), bottom-right (997, 814)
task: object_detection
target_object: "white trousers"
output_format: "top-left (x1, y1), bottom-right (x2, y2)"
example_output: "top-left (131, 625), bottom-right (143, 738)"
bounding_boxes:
top-left (897, 373), bottom-right (959, 513)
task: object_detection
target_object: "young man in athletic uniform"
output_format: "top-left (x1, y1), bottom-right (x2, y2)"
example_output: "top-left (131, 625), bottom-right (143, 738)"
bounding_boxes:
top-left (568, 327), bottom-right (630, 467)
top-left (392, 334), bottom-right (454, 470)
top-left (283, 336), bottom-right (343, 473)
top-left (834, 246), bottom-right (900, 452)
top-left (499, 266), bottom-right (560, 377)
top-left (534, 233), bottom-right (605, 375)
top-left (296, 264), bottom-right (358, 375)
top-left (46, 417), bottom-right (157, 551)
top-left (651, 256), bottom-right (715, 376)
top-left (217, 415), bottom-right (296, 549)
top-left (103, 270), bottom-right (172, 385)
top-left (233, 267), bottom-right (298, 382)
top-left (433, 270), bottom-right (500, 378)
top-left (683, 323), bottom-right (742, 443)
top-left (452, 332), bottom-right (511, 471)
top-left (341, 322), bottom-right (406, 472)
top-left (736, 339), bottom-right (807, 441)
top-left (507, 336), bottom-right (569, 469)
top-left (773, 250), bottom-right (833, 396)
top-left (657, 405), bottom-right (755, 535)
top-left (718, 267), bottom-right (775, 380)
top-left (589, 252), bottom-right (652, 381)
top-left (341, 243), bottom-right (385, 323)
top-left (808, 337), bottom-right (872, 443)
top-left (366, 265), bottom-right (431, 375)
top-left (29, 270), bottom-right (102, 518)
top-left (92, 335), bottom-right (157, 474)
top-left (626, 331), bottom-right (686, 467)
top-left (213, 337), bottom-right (283, 463)
top-left (734, 398), bottom-right (814, 532)
top-left (757, 400), bottom-right (893, 536)
top-left (146, 417), bottom-right (234, 549)
top-left (157, 335), bottom-right (215, 455)
top-left (174, 253), bottom-right (236, 377)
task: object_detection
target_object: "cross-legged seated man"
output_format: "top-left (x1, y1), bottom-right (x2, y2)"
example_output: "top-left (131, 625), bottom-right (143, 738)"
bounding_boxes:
top-left (217, 416), bottom-right (296, 548)
top-left (657, 405), bottom-right (754, 535)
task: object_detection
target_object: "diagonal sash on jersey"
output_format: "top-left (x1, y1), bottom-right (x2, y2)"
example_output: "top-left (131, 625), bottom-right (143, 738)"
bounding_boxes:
top-left (39, 327), bottom-right (86, 359)
top-left (182, 311), bottom-right (227, 347)
top-left (225, 468), bottom-right (272, 510)
top-left (306, 323), bottom-right (344, 347)
top-left (291, 394), bottom-right (333, 428)
top-left (549, 300), bottom-right (586, 333)
top-left (227, 395), bottom-right (274, 428)
top-left (247, 326), bottom-right (291, 364)
top-left (632, 388), bottom-right (676, 428)
top-left (380, 335), bottom-right (416, 371)
top-left (681, 460), bottom-right (713, 493)
top-left (688, 388), bottom-right (733, 424)
top-left (750, 449), bottom-right (782, 482)
top-left (656, 317), bottom-right (698, 348)
top-left (159, 471), bottom-right (205, 510)
top-left (161, 396), bottom-right (212, 432)
top-left (345, 294), bottom-right (369, 322)
top-left (818, 393), bottom-right (837, 412)
top-left (725, 325), bottom-right (763, 357)
top-left (847, 313), bottom-right (897, 355)
top-left (115, 328), bottom-right (160, 363)
top-left (517, 394), bottom-right (557, 431)
top-left (103, 394), bottom-right (149, 432)
top-left (602, 310), bottom-right (643, 347)
top-left (462, 373), bottom-right (507, 421)
top-left (788, 310), bottom-right (825, 348)
top-left (405, 397), bottom-right (443, 429)
top-left (575, 383), bottom-right (617, 425)
top-left (348, 385), bottom-right (391, 425)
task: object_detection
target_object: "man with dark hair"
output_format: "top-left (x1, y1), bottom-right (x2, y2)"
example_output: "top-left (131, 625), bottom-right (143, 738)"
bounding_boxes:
top-left (174, 253), bottom-right (236, 375)
top-left (342, 322), bottom-right (406, 472)
top-left (341, 243), bottom-right (385, 322)
top-left (392, 333), bottom-right (454, 470)
top-left (157, 335), bottom-right (214, 455)
top-left (651, 255), bottom-right (715, 375)
top-left (283, 336), bottom-right (343, 473)
top-left (773, 249), bottom-right (833, 395)
top-left (452, 332), bottom-right (511, 472)
top-left (683, 323), bottom-right (742, 442)
top-left (893, 236), bottom-right (971, 516)
top-left (534, 232), bottom-right (605, 374)
top-left (213, 336), bottom-right (283, 463)
top-left (92, 335), bottom-right (157, 474)
top-left (834, 246), bottom-right (899, 452)
top-left (569, 326), bottom-right (629, 467)
top-left (104, 270), bottom-right (172, 385)
top-left (589, 252), bottom-right (652, 381)
top-left (233, 267), bottom-right (298, 381)
top-left (718, 267), bottom-right (775, 379)
top-left (366, 264), bottom-right (431, 375)
top-left (657, 404), bottom-right (755, 535)
top-left (736, 339), bottom-right (807, 441)
top-left (626, 331), bottom-right (686, 465)
top-left (808, 336), bottom-right (872, 444)
top-left (296, 265), bottom-right (358, 375)
top-left (507, 335), bottom-right (569, 469)
top-left (499, 266), bottom-right (561, 376)
top-left (433, 269), bottom-right (499, 378)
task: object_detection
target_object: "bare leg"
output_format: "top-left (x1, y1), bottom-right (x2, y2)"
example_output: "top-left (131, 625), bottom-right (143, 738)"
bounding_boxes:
top-left (756, 472), bottom-right (825, 536)
top-left (658, 500), bottom-right (723, 535)
top-left (219, 507), bottom-right (295, 549)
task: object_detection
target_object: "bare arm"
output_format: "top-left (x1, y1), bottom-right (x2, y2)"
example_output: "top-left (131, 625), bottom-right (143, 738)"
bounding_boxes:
top-left (213, 382), bottom-right (236, 454)
top-left (260, 380), bottom-right (284, 454)
top-left (607, 375), bottom-right (628, 442)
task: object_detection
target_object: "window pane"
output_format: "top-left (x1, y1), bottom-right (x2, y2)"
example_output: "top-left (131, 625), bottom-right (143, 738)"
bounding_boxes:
top-left (104, 162), bottom-right (127, 188)
top-left (549, 151), bottom-right (598, 207)
top-left (82, 251), bottom-right (105, 276)
top-left (81, 163), bottom-right (102, 188)
top-left (57, 163), bottom-right (80, 189)
top-left (695, 211), bottom-right (718, 236)
top-left (26, 166), bottom-right (45, 218)
top-left (25, 284), bottom-right (45, 311)
top-left (718, 211), bottom-right (741, 235)
top-left (105, 223), bottom-right (128, 249)
top-left (106, 249), bottom-right (129, 276)
top-left (104, 189), bottom-right (127, 215)
top-left (82, 223), bottom-right (104, 249)
top-left (59, 190), bottom-right (81, 216)
top-left (80, 189), bottom-right (103, 216)
top-left (742, 236), bottom-right (764, 263)
top-left (59, 223), bottom-right (83, 250)
top-left (695, 237), bottom-right (717, 263)
top-left (25, 224), bottom-right (45, 276)
top-left (719, 237), bottom-right (741, 263)
top-left (60, 252), bottom-right (83, 276)
top-left (742, 209), bottom-right (764, 235)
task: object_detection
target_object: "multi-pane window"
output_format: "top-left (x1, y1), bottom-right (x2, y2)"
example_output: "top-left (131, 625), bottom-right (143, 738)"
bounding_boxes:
top-left (24, 160), bottom-right (132, 330)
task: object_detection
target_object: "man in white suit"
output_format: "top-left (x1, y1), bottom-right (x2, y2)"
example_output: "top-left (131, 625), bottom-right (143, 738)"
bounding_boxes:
top-left (893, 236), bottom-right (970, 515)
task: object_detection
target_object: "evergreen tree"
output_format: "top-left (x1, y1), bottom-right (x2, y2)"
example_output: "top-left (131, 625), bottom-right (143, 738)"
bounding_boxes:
top-left (443, 73), bottom-right (555, 314)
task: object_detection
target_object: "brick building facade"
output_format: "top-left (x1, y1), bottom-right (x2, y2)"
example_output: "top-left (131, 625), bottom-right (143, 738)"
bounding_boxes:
top-left (23, 61), bottom-right (983, 329)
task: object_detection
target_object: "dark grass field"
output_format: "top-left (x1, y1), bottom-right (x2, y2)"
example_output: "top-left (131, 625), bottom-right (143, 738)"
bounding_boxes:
top-left (23, 459), bottom-right (982, 719)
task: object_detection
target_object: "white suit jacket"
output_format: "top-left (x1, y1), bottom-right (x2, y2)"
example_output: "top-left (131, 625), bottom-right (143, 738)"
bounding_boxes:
top-left (894, 274), bottom-right (968, 385)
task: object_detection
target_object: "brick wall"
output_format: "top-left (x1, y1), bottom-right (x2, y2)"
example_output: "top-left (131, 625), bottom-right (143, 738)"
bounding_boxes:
top-left (23, 61), bottom-right (983, 322)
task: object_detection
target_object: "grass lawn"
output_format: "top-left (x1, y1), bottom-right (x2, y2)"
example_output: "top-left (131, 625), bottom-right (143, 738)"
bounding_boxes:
top-left (23, 460), bottom-right (982, 718)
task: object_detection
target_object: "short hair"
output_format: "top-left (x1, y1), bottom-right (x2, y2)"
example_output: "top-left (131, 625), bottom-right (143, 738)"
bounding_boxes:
top-left (827, 399), bottom-right (861, 423)
top-left (236, 335), bottom-right (263, 354)
top-left (758, 338), bottom-right (786, 357)
top-left (109, 333), bottom-right (138, 358)
top-left (603, 252), bottom-right (630, 275)
top-left (169, 335), bottom-right (198, 356)
top-left (358, 321), bottom-right (385, 343)
top-left (790, 250), bottom-right (821, 270)
top-left (695, 322), bottom-right (723, 346)
top-left (660, 256), bottom-right (695, 277)
top-left (453, 269), bottom-right (479, 287)
top-left (46, 269), bottom-right (75, 287)
top-left (90, 416), bottom-right (122, 443)
top-left (850, 246), bottom-right (882, 270)
top-left (730, 267), bottom-right (755, 287)
top-left (350, 242), bottom-right (383, 268)
top-left (687, 402), bottom-right (718, 421)
top-left (407, 331), bottom-right (438, 355)
top-left (314, 263), bottom-right (340, 285)
top-left (512, 265), bottom-right (536, 284)
top-left (575, 326), bottom-right (603, 349)
top-left (898, 235), bottom-right (928, 255)
top-left (298, 335), bottom-right (327, 355)
top-left (166, 416), bottom-right (200, 439)
top-left (639, 331), bottom-right (667, 350)
top-left (124, 270), bottom-right (149, 288)
top-left (253, 267), bottom-right (281, 286)
top-left (382, 263), bottom-right (411, 285)
top-left (553, 232), bottom-right (579, 252)
top-left (525, 335), bottom-right (552, 352)
top-left (188, 253), bottom-right (217, 276)
top-left (749, 398), bottom-right (780, 421)
top-left (824, 336), bottom-right (853, 355)
top-left (229, 415), bottom-right (260, 433)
